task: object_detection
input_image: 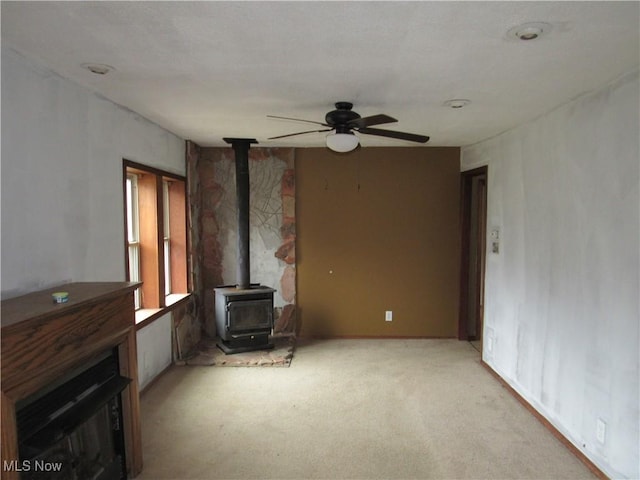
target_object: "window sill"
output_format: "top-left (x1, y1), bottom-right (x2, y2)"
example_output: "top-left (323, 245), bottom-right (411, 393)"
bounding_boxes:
top-left (135, 293), bottom-right (192, 331)
top-left (166, 293), bottom-right (191, 307)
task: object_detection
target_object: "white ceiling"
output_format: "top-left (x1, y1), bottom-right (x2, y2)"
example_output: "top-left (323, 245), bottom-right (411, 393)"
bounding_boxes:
top-left (2, 1), bottom-right (638, 148)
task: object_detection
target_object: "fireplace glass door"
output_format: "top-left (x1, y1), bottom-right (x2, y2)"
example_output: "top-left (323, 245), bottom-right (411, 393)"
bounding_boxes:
top-left (16, 351), bottom-right (129, 480)
top-left (19, 396), bottom-right (126, 480)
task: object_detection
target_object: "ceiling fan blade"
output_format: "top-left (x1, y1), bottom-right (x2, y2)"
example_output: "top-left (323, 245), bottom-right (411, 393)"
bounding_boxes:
top-left (358, 127), bottom-right (430, 143)
top-left (348, 114), bottom-right (397, 128)
top-left (267, 115), bottom-right (329, 127)
top-left (268, 128), bottom-right (333, 140)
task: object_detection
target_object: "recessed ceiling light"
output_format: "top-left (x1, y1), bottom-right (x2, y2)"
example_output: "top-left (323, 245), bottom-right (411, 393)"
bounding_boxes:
top-left (507, 22), bottom-right (552, 41)
top-left (82, 63), bottom-right (114, 75)
top-left (444, 99), bottom-right (471, 109)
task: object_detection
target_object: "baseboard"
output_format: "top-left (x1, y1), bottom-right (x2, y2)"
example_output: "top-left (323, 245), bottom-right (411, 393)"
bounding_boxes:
top-left (297, 335), bottom-right (457, 340)
top-left (139, 363), bottom-right (174, 396)
top-left (480, 360), bottom-right (608, 480)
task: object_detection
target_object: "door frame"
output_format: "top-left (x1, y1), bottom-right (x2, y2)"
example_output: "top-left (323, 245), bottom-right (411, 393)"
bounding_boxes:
top-left (458, 166), bottom-right (488, 342)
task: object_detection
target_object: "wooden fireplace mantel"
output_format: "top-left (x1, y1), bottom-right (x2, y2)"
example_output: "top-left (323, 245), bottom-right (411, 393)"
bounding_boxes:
top-left (1, 282), bottom-right (143, 480)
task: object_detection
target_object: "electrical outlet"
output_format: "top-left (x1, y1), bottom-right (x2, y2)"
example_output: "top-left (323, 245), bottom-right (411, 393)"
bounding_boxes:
top-left (385, 311), bottom-right (393, 322)
top-left (486, 336), bottom-right (493, 352)
top-left (596, 418), bottom-right (606, 444)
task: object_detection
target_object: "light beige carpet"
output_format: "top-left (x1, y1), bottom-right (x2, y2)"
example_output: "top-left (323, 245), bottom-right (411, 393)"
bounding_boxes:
top-left (136, 338), bottom-right (596, 480)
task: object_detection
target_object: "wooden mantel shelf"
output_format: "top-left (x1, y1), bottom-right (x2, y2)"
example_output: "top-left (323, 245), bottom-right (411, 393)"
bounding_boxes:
top-left (2, 282), bottom-right (140, 327)
top-left (1, 282), bottom-right (143, 480)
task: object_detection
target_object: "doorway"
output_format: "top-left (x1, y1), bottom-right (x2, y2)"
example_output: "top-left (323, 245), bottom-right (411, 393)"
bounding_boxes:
top-left (459, 166), bottom-right (488, 352)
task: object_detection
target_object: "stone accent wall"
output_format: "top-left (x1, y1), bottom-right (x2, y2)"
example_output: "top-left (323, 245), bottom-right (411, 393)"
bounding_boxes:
top-left (274, 167), bottom-right (296, 334)
top-left (187, 143), bottom-right (297, 337)
top-left (186, 141), bottom-right (204, 324)
top-left (172, 299), bottom-right (201, 360)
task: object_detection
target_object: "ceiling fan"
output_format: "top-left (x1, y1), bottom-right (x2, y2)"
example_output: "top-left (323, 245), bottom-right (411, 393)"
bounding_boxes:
top-left (267, 102), bottom-right (430, 152)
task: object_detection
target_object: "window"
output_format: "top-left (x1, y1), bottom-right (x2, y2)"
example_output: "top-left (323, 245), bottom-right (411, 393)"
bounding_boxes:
top-left (163, 180), bottom-right (171, 296)
top-left (126, 173), bottom-right (142, 309)
top-left (123, 160), bottom-right (188, 315)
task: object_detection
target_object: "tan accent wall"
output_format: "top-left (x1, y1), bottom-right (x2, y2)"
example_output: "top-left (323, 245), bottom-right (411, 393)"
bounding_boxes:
top-left (297, 147), bottom-right (460, 337)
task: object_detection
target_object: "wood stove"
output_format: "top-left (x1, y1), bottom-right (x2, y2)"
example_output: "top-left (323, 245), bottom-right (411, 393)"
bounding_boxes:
top-left (215, 138), bottom-right (276, 354)
top-left (215, 285), bottom-right (275, 354)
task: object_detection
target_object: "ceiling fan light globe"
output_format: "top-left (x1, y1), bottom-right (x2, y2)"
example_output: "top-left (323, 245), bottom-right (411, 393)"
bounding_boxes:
top-left (326, 132), bottom-right (359, 153)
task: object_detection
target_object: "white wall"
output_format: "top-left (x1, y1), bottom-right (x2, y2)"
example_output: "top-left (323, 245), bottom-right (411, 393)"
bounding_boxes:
top-left (462, 70), bottom-right (639, 479)
top-left (1, 46), bottom-right (185, 299)
top-left (137, 313), bottom-right (173, 391)
top-left (2, 47), bottom-right (184, 391)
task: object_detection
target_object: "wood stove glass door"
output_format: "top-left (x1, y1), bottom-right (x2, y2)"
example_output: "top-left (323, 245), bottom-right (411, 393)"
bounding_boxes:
top-left (226, 299), bottom-right (272, 333)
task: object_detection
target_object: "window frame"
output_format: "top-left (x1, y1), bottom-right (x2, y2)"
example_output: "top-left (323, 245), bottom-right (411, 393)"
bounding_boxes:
top-left (123, 160), bottom-right (189, 324)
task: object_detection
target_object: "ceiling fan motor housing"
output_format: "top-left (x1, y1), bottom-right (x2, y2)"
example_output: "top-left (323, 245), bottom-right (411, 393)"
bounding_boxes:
top-left (326, 102), bottom-right (361, 127)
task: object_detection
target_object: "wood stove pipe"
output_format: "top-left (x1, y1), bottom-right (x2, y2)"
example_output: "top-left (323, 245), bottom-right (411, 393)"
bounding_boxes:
top-left (223, 138), bottom-right (258, 290)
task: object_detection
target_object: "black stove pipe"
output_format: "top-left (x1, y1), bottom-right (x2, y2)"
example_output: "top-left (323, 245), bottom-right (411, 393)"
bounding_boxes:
top-left (223, 138), bottom-right (257, 290)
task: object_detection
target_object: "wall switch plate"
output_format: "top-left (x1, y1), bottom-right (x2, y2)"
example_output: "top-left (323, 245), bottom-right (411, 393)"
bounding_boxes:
top-left (486, 337), bottom-right (493, 352)
top-left (596, 418), bottom-right (606, 444)
top-left (385, 311), bottom-right (393, 322)
top-left (490, 227), bottom-right (500, 254)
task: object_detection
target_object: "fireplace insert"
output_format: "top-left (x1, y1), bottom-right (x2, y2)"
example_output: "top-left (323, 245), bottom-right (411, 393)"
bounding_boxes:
top-left (15, 349), bottom-right (129, 480)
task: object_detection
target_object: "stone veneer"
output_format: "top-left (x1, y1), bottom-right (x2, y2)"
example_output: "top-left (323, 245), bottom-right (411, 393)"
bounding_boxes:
top-left (186, 141), bottom-right (296, 337)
